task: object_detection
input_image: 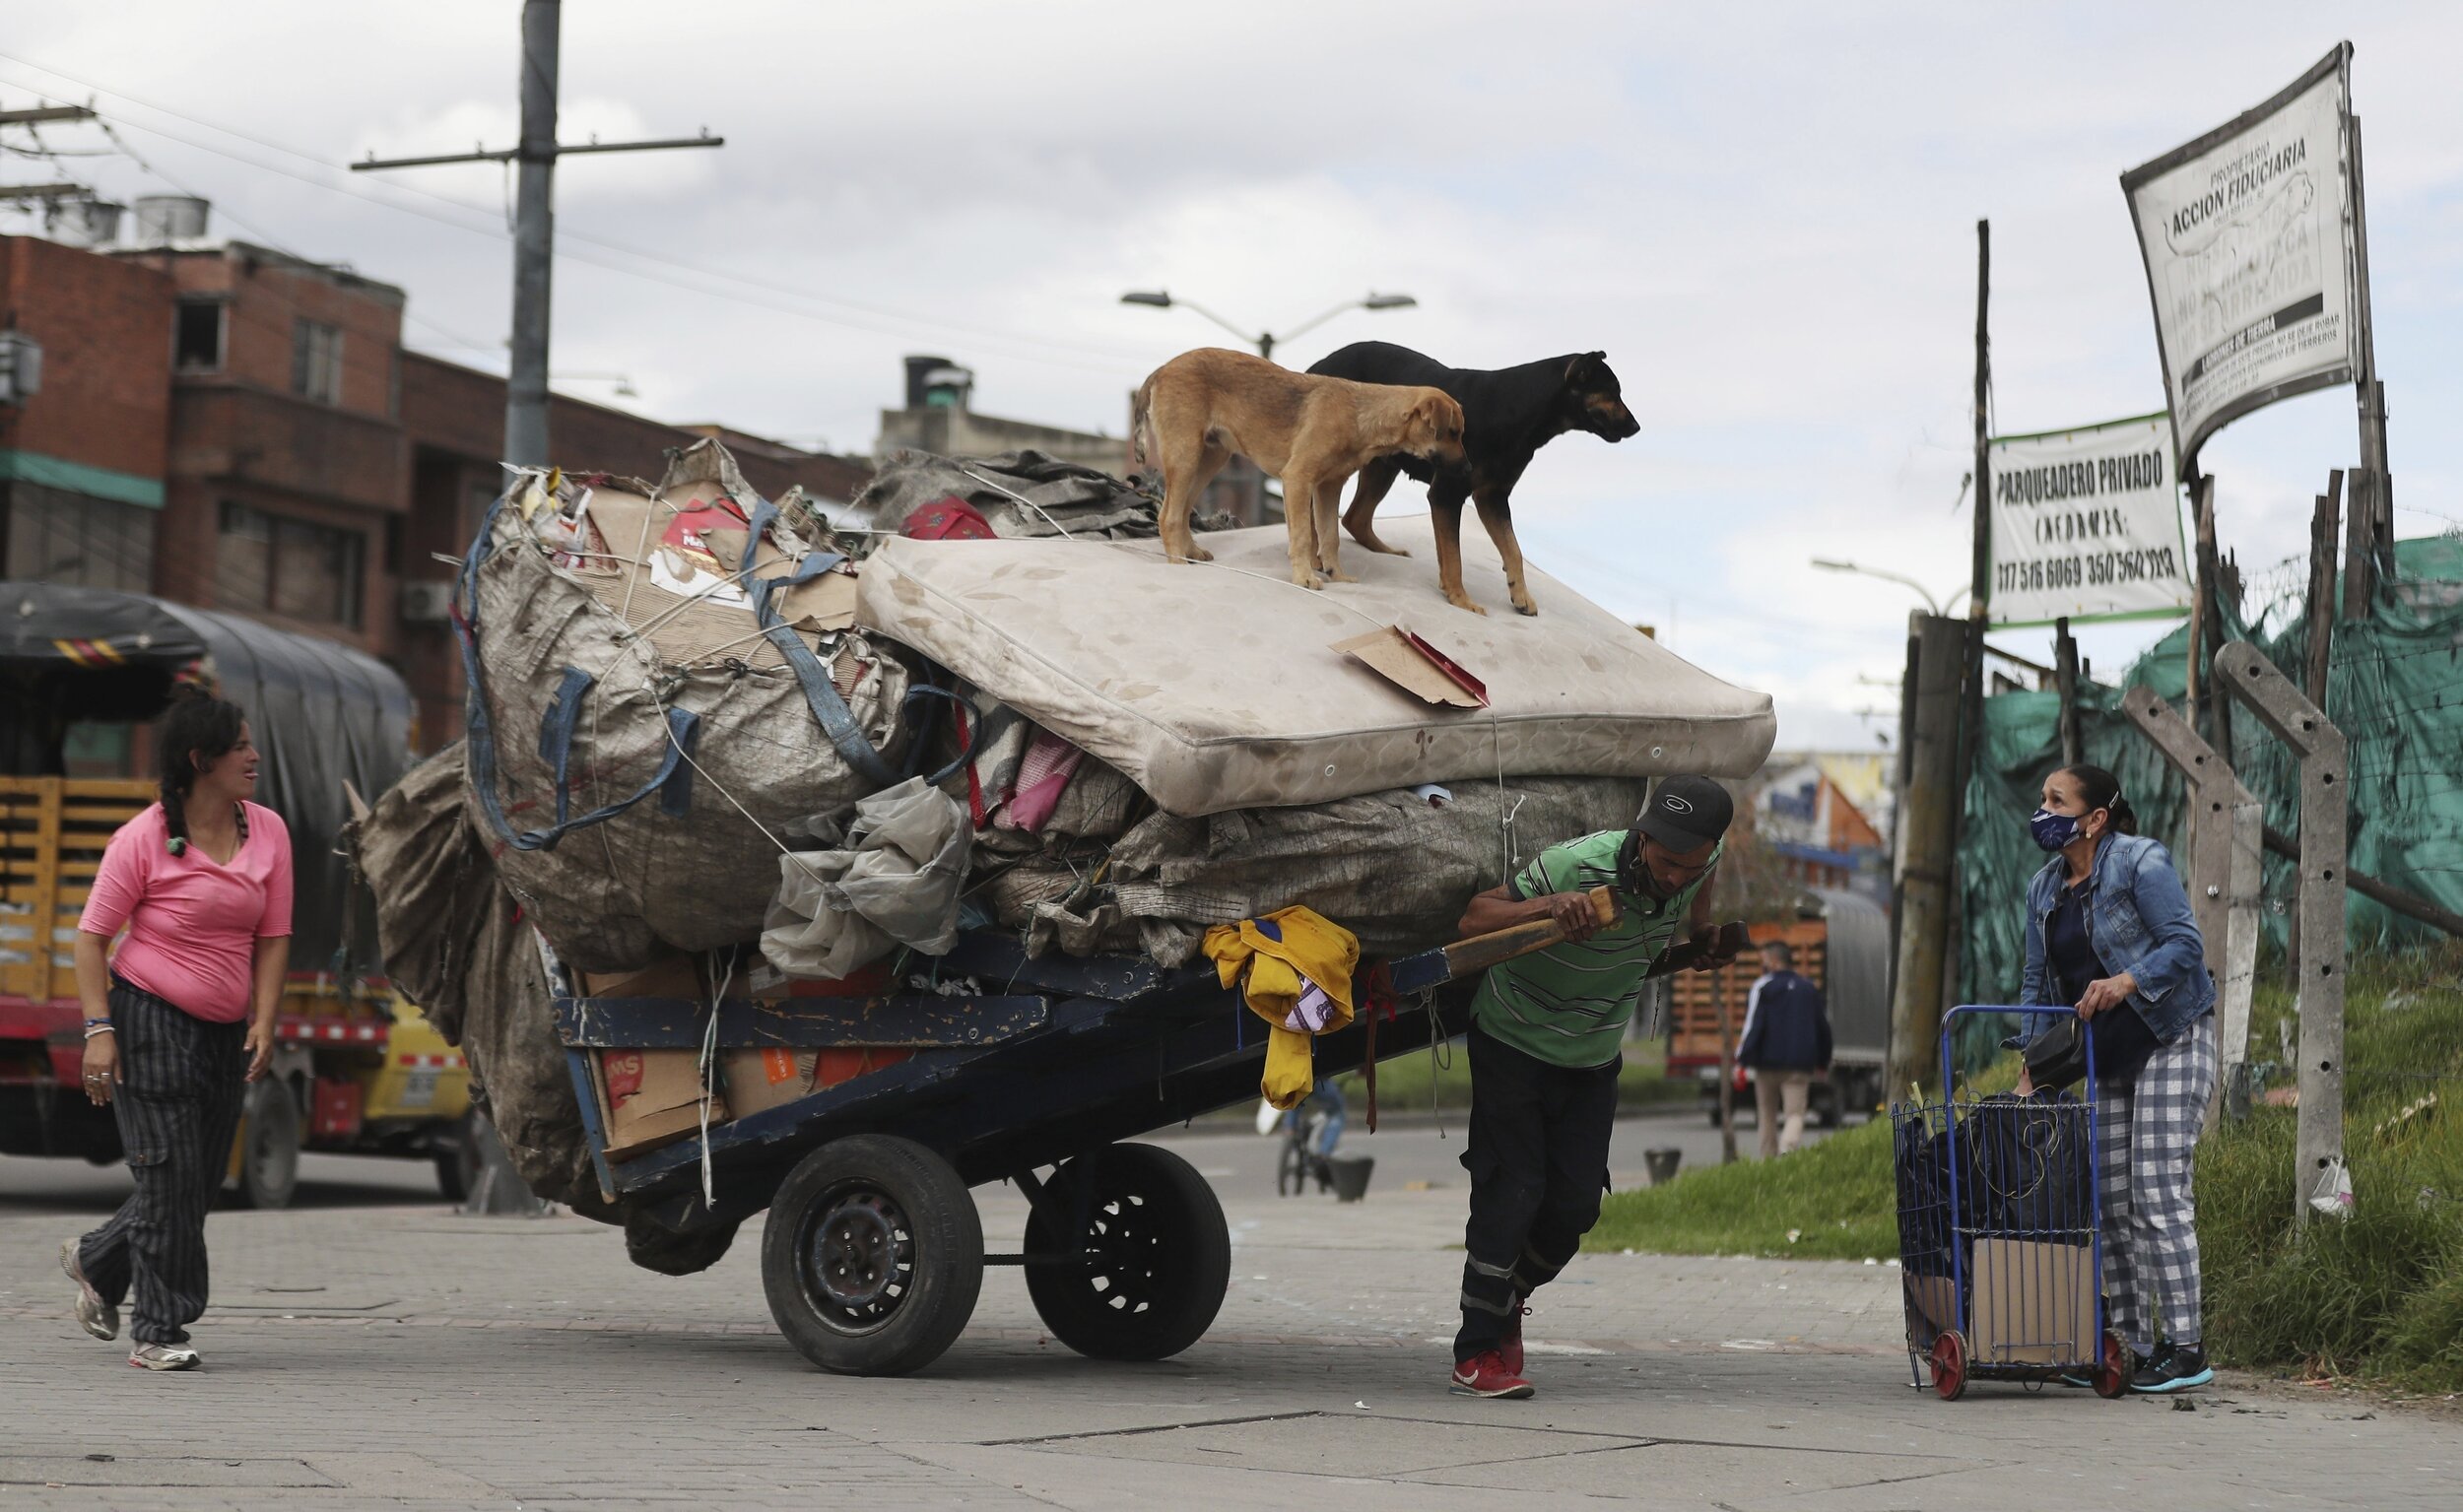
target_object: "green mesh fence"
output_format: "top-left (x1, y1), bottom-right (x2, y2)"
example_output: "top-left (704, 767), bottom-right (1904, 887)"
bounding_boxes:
top-left (1953, 535), bottom-right (2463, 1066)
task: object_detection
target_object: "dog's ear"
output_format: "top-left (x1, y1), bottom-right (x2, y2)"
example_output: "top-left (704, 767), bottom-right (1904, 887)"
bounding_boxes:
top-left (1564, 353), bottom-right (1598, 385)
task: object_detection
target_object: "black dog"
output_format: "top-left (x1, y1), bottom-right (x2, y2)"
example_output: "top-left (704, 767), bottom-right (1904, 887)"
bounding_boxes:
top-left (1306, 341), bottom-right (1638, 615)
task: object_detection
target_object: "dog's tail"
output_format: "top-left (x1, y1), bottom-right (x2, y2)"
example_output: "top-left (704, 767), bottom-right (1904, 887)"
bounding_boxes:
top-left (1131, 376), bottom-right (1159, 467)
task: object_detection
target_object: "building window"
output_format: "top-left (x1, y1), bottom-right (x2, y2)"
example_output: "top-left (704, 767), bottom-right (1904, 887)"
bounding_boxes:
top-left (218, 501), bottom-right (364, 627)
top-left (0, 484), bottom-right (156, 593)
top-left (174, 298), bottom-right (226, 371)
top-left (292, 318), bottom-right (344, 405)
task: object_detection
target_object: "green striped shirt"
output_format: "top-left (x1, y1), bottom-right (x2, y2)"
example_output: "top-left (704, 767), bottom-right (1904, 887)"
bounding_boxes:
top-left (1468, 829), bottom-right (1719, 1069)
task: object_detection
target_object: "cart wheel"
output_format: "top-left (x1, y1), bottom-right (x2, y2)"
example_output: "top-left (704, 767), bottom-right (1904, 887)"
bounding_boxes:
top-left (235, 1079), bottom-right (300, 1211)
top-left (1928, 1329), bottom-right (1968, 1401)
top-left (763, 1134), bottom-right (982, 1377)
top-left (2093, 1331), bottom-right (2129, 1399)
top-left (1025, 1143), bottom-right (1232, 1361)
top-left (1276, 1137), bottom-right (1306, 1197)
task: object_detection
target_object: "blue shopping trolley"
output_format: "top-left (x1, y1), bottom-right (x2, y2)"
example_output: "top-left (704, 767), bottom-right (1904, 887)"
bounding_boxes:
top-left (1891, 1005), bottom-right (2129, 1401)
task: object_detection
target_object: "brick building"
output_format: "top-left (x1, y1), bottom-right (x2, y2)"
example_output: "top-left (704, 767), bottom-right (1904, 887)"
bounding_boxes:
top-left (0, 221), bottom-right (872, 757)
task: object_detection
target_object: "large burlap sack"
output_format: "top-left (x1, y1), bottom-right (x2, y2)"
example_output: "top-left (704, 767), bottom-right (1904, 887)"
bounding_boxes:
top-left (991, 773), bottom-right (1652, 965)
top-left (458, 439), bottom-right (914, 973)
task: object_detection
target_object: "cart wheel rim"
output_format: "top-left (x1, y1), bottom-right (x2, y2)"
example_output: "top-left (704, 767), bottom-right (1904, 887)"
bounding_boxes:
top-left (1929, 1330), bottom-right (1966, 1399)
top-left (1077, 1192), bottom-right (1165, 1316)
top-left (798, 1186), bottom-right (917, 1331)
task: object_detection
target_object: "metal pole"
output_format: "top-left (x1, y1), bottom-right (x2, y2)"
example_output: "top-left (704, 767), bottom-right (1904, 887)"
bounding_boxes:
top-left (2348, 114), bottom-right (2392, 592)
top-left (505, 0), bottom-right (561, 469)
top-left (2053, 618), bottom-right (2081, 765)
top-left (2215, 646), bottom-right (2348, 1221)
top-left (1887, 613), bottom-right (1964, 1097)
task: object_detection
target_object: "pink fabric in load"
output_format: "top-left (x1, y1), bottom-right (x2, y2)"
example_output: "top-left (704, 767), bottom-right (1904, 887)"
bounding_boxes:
top-left (993, 730), bottom-right (1087, 833)
top-left (79, 802), bottom-right (294, 1022)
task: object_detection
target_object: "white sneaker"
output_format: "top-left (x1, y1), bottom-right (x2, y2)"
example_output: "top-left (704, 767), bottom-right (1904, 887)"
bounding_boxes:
top-left (127, 1343), bottom-right (201, 1371)
top-left (60, 1238), bottom-right (118, 1342)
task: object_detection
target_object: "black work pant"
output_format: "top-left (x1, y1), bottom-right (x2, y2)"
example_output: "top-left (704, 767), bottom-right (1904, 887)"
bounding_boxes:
top-left (1454, 1024), bottom-right (1621, 1364)
top-left (77, 981), bottom-right (248, 1346)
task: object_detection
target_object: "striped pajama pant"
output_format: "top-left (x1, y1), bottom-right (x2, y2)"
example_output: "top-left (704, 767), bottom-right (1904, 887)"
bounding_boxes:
top-left (77, 981), bottom-right (249, 1347)
top-left (2096, 1013), bottom-right (2216, 1353)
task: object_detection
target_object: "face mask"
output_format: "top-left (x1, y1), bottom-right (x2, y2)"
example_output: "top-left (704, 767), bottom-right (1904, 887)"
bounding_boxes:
top-left (2030, 808), bottom-right (2084, 852)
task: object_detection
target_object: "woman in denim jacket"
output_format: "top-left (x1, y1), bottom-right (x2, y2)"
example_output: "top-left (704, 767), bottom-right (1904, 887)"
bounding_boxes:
top-left (2021, 762), bottom-right (2216, 1393)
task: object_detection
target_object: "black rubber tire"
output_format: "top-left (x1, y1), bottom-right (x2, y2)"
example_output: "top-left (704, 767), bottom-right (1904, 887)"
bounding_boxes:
top-left (1276, 1137), bottom-right (1306, 1197)
top-left (762, 1134), bottom-right (982, 1377)
top-left (1025, 1143), bottom-right (1231, 1361)
top-left (236, 1078), bottom-right (300, 1211)
top-left (433, 1110), bottom-right (481, 1203)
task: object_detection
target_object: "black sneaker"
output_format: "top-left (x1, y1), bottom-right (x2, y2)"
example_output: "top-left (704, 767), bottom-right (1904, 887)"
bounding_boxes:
top-left (2059, 1345), bottom-right (2148, 1388)
top-left (2131, 1344), bottom-right (2214, 1393)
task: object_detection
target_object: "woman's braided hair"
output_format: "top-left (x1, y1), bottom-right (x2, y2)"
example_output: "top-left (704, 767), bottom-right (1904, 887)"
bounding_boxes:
top-left (157, 690), bottom-right (247, 855)
top-left (2058, 762), bottom-right (2139, 837)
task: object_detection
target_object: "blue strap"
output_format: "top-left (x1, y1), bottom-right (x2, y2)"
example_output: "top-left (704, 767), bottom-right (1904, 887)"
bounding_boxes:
top-left (730, 495), bottom-right (908, 787)
top-left (456, 487), bottom-right (702, 853)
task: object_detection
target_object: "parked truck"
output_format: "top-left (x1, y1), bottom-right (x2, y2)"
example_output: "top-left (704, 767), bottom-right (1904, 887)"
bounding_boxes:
top-left (1666, 887), bottom-right (1889, 1126)
top-left (0, 581), bottom-right (471, 1206)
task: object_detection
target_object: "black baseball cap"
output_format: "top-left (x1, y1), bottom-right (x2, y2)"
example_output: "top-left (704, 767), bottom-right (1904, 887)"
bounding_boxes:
top-left (1638, 775), bottom-right (1733, 853)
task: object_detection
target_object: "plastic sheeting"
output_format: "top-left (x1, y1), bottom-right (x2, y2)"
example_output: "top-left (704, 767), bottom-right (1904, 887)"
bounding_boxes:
top-left (761, 777), bottom-right (969, 977)
top-left (856, 514), bottom-right (1775, 817)
top-left (0, 579), bottom-right (413, 975)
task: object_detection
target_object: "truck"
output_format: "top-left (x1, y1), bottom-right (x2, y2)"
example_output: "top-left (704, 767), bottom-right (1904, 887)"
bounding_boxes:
top-left (1665, 886), bottom-right (1890, 1127)
top-left (0, 581), bottom-right (473, 1207)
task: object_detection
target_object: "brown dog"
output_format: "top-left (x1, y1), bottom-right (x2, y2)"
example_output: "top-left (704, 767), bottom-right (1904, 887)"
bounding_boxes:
top-left (1132, 348), bottom-right (1465, 590)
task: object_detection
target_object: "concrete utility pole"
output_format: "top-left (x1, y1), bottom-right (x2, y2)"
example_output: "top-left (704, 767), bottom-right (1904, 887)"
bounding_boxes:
top-left (352, 1), bottom-right (721, 466)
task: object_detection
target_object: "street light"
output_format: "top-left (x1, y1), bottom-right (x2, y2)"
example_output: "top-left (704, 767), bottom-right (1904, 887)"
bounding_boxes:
top-left (1810, 558), bottom-right (1969, 617)
top-left (1118, 290), bottom-right (1418, 362)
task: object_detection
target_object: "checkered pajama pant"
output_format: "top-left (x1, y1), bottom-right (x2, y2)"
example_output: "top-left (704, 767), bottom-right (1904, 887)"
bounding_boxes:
top-left (2096, 1013), bottom-right (2216, 1352)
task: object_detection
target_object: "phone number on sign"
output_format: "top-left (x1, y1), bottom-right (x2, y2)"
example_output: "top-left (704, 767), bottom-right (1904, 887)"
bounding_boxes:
top-left (1998, 546), bottom-right (2181, 595)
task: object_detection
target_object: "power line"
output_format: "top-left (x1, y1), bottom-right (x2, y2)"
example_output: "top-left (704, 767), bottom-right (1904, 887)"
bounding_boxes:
top-left (0, 50), bottom-right (1157, 374)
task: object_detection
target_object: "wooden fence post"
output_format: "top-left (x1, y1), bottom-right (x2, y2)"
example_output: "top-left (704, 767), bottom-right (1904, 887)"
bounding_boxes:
top-left (2215, 644), bottom-right (2349, 1220)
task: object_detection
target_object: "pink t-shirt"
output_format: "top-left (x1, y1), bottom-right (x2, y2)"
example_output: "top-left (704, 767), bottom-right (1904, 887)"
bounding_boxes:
top-left (79, 802), bottom-right (294, 1023)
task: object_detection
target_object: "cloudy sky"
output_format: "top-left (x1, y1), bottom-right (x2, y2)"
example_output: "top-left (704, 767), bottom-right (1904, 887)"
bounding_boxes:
top-left (6, 2), bottom-right (2457, 751)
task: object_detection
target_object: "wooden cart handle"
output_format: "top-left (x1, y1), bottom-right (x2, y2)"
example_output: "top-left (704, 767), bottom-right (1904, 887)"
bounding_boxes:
top-left (1439, 887), bottom-right (1620, 977)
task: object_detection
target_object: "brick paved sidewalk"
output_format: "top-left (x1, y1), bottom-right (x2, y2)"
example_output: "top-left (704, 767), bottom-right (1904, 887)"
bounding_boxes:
top-left (3, 1183), bottom-right (2452, 1509)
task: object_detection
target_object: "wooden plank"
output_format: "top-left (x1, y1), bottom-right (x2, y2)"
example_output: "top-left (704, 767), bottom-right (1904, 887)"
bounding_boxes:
top-left (554, 994), bottom-right (1051, 1050)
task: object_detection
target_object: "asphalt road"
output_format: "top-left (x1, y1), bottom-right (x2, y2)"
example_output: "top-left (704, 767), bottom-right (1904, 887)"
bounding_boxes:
top-left (0, 1101), bottom-right (1851, 1220)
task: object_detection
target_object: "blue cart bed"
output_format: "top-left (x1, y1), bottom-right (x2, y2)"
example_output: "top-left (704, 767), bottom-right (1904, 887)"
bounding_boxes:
top-left (551, 928), bottom-right (1473, 1376)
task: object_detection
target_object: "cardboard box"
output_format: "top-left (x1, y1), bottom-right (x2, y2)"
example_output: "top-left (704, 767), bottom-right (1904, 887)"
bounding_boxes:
top-left (1902, 1271), bottom-right (1959, 1345)
top-left (581, 954), bottom-right (707, 1001)
top-left (722, 1046), bottom-right (821, 1117)
top-left (597, 1048), bottom-right (723, 1160)
top-left (746, 958), bottom-right (892, 1003)
top-left (1967, 1239), bottom-right (2097, 1366)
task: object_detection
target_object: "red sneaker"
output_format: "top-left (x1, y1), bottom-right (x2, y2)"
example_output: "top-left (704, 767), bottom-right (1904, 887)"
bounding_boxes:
top-left (1499, 1299), bottom-right (1530, 1377)
top-left (1450, 1349), bottom-right (1535, 1399)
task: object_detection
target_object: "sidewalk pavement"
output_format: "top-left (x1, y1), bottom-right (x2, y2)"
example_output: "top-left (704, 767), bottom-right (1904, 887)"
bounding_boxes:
top-left (2, 1174), bottom-right (2452, 1510)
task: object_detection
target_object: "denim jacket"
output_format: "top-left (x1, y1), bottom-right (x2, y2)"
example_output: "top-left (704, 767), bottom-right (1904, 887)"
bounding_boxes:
top-left (2021, 832), bottom-right (2215, 1043)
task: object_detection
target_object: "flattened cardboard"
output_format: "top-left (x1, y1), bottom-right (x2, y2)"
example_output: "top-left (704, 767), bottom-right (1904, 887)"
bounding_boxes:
top-left (1968, 1239), bottom-right (2097, 1366)
top-left (721, 1046), bottom-right (820, 1117)
top-left (1332, 625), bottom-right (1488, 709)
top-left (581, 954), bottom-right (707, 1002)
top-left (597, 1047), bottom-right (722, 1160)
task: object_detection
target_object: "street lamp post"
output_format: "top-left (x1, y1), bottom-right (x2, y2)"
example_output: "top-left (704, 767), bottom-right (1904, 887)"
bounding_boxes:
top-left (1810, 558), bottom-right (1969, 617)
top-left (1119, 290), bottom-right (1417, 362)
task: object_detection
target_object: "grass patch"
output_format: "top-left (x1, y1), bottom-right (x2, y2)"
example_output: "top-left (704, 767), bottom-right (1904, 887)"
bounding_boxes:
top-left (1586, 1109), bottom-right (1898, 1260)
top-left (1334, 1038), bottom-right (1698, 1113)
top-left (1586, 947), bottom-right (2463, 1396)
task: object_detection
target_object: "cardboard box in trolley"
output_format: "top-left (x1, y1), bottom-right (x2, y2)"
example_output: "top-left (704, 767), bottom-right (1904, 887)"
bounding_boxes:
top-left (582, 956), bottom-right (724, 1159)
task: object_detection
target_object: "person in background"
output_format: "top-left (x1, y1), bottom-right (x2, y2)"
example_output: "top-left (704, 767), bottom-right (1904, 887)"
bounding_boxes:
top-left (1736, 940), bottom-right (1831, 1158)
top-left (61, 693), bottom-right (291, 1372)
top-left (2021, 762), bottom-right (2216, 1394)
top-left (1443, 775), bottom-right (1739, 1400)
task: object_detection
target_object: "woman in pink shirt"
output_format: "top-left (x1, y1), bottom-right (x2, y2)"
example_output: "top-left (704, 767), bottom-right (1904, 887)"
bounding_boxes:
top-left (59, 692), bottom-right (293, 1372)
